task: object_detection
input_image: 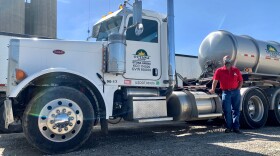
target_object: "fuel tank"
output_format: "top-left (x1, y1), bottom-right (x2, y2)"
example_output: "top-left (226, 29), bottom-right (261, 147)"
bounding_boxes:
top-left (199, 30), bottom-right (280, 75)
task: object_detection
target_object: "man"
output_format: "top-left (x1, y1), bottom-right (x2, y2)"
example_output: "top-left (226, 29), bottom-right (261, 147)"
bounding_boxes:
top-left (209, 55), bottom-right (243, 134)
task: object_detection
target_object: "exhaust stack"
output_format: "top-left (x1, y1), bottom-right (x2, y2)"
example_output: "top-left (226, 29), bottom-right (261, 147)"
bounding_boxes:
top-left (167, 0), bottom-right (176, 88)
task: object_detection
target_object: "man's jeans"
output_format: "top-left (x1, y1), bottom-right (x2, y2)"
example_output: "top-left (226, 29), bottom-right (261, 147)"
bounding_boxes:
top-left (222, 89), bottom-right (241, 130)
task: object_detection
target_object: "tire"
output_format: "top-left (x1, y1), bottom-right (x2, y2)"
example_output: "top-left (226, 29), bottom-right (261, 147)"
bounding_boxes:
top-left (23, 86), bottom-right (95, 154)
top-left (267, 95), bottom-right (280, 126)
top-left (0, 103), bottom-right (22, 133)
top-left (240, 89), bottom-right (268, 129)
top-left (0, 103), bottom-right (9, 133)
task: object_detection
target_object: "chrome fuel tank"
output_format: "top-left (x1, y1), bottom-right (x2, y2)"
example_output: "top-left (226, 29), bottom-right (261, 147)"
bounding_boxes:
top-left (199, 30), bottom-right (280, 75)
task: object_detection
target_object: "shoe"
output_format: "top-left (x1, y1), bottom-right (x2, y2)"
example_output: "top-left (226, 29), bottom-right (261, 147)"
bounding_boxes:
top-left (233, 129), bottom-right (242, 134)
top-left (224, 129), bottom-right (231, 133)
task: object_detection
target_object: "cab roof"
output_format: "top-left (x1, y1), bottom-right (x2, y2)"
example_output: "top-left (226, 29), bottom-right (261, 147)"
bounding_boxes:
top-left (94, 8), bottom-right (166, 26)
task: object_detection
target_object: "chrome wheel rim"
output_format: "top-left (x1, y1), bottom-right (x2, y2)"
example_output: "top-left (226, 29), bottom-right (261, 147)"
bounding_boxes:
top-left (38, 99), bottom-right (83, 142)
top-left (247, 96), bottom-right (264, 122)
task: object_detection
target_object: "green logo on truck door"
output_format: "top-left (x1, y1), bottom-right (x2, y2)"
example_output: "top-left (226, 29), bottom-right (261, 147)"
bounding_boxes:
top-left (136, 49), bottom-right (148, 56)
top-left (133, 49), bottom-right (150, 60)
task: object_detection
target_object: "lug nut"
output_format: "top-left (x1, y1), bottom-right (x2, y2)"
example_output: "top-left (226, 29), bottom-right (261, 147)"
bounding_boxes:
top-left (56, 110), bottom-right (60, 114)
top-left (58, 128), bottom-right (62, 132)
top-left (64, 127), bottom-right (68, 131)
top-left (53, 126), bottom-right (57, 129)
top-left (67, 112), bottom-right (71, 115)
top-left (63, 109), bottom-right (66, 113)
top-left (50, 120), bottom-right (55, 124)
top-left (69, 123), bottom-right (73, 126)
top-left (69, 117), bottom-right (74, 120)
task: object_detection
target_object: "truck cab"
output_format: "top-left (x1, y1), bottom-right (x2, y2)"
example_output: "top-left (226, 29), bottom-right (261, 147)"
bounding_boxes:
top-left (92, 8), bottom-right (170, 87)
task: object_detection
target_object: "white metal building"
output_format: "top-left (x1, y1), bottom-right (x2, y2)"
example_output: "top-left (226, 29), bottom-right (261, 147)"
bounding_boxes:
top-left (175, 54), bottom-right (201, 79)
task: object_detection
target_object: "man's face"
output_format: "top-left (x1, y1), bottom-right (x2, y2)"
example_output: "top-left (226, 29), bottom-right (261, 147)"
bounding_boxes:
top-left (224, 57), bottom-right (232, 68)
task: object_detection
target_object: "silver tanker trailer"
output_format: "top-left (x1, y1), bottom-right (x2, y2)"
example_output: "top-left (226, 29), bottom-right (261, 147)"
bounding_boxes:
top-left (195, 30), bottom-right (280, 128)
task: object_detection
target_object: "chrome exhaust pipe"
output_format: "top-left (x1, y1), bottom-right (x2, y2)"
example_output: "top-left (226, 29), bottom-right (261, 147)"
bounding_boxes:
top-left (167, 0), bottom-right (176, 89)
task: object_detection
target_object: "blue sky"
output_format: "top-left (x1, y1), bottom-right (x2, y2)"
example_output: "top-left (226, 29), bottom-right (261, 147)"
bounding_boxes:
top-left (58, 0), bottom-right (280, 56)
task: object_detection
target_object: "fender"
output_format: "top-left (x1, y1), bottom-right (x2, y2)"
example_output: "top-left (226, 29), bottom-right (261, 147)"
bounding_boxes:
top-left (9, 68), bottom-right (103, 98)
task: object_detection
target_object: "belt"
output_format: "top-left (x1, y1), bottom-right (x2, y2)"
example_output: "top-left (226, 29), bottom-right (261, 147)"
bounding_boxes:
top-left (222, 88), bottom-right (237, 91)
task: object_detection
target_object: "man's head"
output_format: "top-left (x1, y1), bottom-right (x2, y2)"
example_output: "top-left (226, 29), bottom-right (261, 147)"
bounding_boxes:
top-left (223, 55), bottom-right (232, 69)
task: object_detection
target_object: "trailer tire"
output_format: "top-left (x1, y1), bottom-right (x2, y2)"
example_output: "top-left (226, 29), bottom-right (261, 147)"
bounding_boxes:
top-left (23, 86), bottom-right (95, 154)
top-left (267, 95), bottom-right (280, 126)
top-left (240, 89), bottom-right (268, 129)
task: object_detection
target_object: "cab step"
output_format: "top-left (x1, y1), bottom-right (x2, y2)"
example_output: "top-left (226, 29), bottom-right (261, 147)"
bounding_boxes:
top-left (135, 117), bottom-right (173, 123)
top-left (198, 113), bottom-right (223, 119)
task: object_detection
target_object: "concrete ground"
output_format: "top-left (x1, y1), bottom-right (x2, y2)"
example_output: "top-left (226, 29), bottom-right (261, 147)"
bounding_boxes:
top-left (0, 121), bottom-right (279, 156)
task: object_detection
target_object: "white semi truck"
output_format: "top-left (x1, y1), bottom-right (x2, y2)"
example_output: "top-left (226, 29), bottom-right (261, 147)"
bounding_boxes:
top-left (0, 0), bottom-right (280, 154)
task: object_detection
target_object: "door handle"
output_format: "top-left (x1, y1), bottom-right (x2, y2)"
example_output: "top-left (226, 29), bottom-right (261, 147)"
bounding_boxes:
top-left (153, 68), bottom-right (158, 76)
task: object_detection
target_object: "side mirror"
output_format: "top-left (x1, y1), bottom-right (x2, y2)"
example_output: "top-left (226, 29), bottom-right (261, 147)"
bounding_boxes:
top-left (135, 23), bottom-right (144, 36)
top-left (133, 0), bottom-right (142, 25)
top-left (133, 0), bottom-right (143, 36)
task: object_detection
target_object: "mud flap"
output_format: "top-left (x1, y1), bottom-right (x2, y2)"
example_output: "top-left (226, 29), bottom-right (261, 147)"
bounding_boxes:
top-left (4, 99), bottom-right (14, 129)
top-left (100, 118), bottom-right (108, 135)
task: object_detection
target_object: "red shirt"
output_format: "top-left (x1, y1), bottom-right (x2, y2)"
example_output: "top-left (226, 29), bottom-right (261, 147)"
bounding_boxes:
top-left (213, 66), bottom-right (243, 90)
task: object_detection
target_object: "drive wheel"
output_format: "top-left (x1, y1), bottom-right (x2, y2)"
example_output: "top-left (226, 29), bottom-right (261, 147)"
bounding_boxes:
top-left (268, 95), bottom-right (280, 125)
top-left (240, 89), bottom-right (268, 129)
top-left (23, 86), bottom-right (95, 154)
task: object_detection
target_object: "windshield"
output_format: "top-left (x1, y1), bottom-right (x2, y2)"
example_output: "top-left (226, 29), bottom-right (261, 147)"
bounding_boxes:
top-left (96, 16), bottom-right (123, 41)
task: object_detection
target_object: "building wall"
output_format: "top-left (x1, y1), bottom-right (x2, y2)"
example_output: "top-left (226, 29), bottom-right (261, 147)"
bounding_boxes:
top-left (25, 0), bottom-right (57, 38)
top-left (0, 0), bottom-right (57, 38)
top-left (24, 1), bottom-right (32, 35)
top-left (0, 0), bottom-right (25, 34)
top-left (175, 54), bottom-right (201, 87)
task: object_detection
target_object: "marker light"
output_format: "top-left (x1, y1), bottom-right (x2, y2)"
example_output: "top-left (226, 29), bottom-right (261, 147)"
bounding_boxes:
top-left (119, 4), bottom-right (123, 9)
top-left (16, 69), bottom-right (27, 82)
top-left (244, 68), bottom-right (252, 73)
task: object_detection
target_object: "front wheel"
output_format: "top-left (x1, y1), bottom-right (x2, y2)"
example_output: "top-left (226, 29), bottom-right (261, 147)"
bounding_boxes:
top-left (23, 86), bottom-right (95, 154)
top-left (240, 89), bottom-right (268, 129)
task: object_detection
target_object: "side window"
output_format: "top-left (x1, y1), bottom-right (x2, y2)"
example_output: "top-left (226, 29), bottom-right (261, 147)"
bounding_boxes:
top-left (126, 18), bottom-right (158, 43)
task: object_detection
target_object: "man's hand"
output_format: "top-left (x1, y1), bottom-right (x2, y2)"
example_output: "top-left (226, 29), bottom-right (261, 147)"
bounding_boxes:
top-left (209, 89), bottom-right (215, 94)
top-left (210, 80), bottom-right (218, 94)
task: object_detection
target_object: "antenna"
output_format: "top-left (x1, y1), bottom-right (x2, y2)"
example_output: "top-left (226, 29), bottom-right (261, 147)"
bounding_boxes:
top-left (87, 0), bottom-right (91, 41)
top-left (109, 0), bottom-right (111, 12)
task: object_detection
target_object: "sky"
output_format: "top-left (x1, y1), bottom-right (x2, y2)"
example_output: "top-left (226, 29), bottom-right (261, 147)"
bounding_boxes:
top-left (57, 0), bottom-right (280, 56)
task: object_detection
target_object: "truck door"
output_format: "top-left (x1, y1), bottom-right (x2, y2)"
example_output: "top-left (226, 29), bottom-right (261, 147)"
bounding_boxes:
top-left (123, 16), bottom-right (161, 80)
